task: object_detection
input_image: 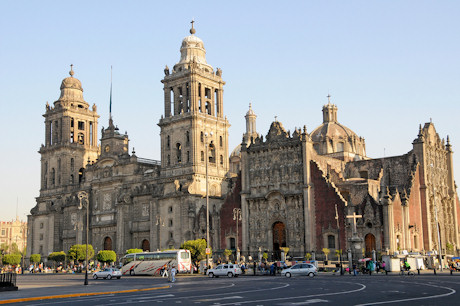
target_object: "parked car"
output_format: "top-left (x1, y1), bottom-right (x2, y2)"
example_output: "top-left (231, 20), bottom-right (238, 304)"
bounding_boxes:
top-left (207, 264), bottom-right (242, 278)
top-left (93, 268), bottom-right (122, 279)
top-left (281, 263), bottom-right (317, 278)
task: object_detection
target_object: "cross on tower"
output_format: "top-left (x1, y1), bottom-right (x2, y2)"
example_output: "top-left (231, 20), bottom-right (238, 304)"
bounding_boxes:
top-left (346, 212), bottom-right (362, 236)
top-left (327, 94), bottom-right (331, 104)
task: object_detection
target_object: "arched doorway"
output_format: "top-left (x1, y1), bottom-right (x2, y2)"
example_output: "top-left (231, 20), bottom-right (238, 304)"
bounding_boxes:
top-left (365, 233), bottom-right (376, 258)
top-left (104, 236), bottom-right (112, 250)
top-left (142, 239), bottom-right (150, 252)
top-left (272, 222), bottom-right (286, 260)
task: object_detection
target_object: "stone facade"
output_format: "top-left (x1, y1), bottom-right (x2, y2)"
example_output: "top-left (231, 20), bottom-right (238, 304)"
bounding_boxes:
top-left (0, 218), bottom-right (27, 253)
top-left (28, 25), bottom-right (460, 263)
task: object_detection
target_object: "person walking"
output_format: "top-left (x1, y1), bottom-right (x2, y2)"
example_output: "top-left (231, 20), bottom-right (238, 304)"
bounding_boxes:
top-left (170, 265), bottom-right (177, 283)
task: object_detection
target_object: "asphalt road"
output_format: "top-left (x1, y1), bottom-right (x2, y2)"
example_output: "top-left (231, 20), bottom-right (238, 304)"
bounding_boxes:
top-left (2, 273), bottom-right (460, 305)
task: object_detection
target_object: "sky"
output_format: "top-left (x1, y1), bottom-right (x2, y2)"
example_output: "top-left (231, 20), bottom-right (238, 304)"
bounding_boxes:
top-left (1, 0), bottom-right (459, 222)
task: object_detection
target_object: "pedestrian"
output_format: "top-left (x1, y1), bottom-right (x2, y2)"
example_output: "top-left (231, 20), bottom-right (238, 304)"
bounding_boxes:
top-left (353, 264), bottom-right (357, 276)
top-left (270, 263), bottom-right (275, 276)
top-left (170, 265), bottom-right (177, 283)
top-left (382, 261), bottom-right (386, 274)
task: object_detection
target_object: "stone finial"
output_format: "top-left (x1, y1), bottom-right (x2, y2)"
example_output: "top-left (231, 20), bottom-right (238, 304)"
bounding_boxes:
top-left (69, 64), bottom-right (74, 77)
top-left (164, 65), bottom-right (170, 76)
top-left (190, 19), bottom-right (196, 34)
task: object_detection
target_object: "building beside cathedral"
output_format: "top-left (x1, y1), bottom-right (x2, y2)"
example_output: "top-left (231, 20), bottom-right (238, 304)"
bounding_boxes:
top-left (28, 24), bottom-right (460, 264)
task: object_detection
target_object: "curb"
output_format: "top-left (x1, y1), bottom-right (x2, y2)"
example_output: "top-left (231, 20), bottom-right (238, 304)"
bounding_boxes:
top-left (0, 285), bottom-right (170, 305)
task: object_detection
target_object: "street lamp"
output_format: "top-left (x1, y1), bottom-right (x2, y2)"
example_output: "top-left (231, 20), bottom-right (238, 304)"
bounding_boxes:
top-left (334, 204), bottom-right (344, 275)
top-left (78, 191), bottom-right (89, 285)
top-left (233, 208), bottom-right (242, 261)
top-left (204, 131), bottom-right (213, 269)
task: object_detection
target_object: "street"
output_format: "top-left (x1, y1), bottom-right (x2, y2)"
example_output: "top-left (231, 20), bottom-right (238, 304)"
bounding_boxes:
top-left (1, 273), bottom-right (460, 305)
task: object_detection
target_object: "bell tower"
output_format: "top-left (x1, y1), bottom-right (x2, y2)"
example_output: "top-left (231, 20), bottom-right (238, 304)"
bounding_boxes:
top-left (39, 65), bottom-right (99, 194)
top-left (158, 22), bottom-right (230, 196)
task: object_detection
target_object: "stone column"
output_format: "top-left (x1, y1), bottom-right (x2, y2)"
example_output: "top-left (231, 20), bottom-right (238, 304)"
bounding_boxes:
top-left (164, 87), bottom-right (171, 117)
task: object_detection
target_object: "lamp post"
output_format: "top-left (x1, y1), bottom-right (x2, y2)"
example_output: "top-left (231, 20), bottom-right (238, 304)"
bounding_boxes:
top-left (233, 208), bottom-right (242, 261)
top-left (430, 163), bottom-right (443, 271)
top-left (335, 204), bottom-right (344, 275)
top-left (78, 191), bottom-right (89, 285)
top-left (204, 131), bottom-right (213, 269)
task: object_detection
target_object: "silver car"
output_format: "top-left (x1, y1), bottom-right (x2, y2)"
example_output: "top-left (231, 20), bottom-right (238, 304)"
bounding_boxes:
top-left (282, 263), bottom-right (317, 278)
top-left (93, 268), bottom-right (122, 279)
top-left (207, 264), bottom-right (242, 278)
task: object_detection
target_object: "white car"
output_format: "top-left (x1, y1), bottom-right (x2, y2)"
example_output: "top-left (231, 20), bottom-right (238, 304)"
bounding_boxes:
top-left (282, 263), bottom-right (317, 278)
top-left (93, 268), bottom-right (122, 279)
top-left (207, 264), bottom-right (242, 278)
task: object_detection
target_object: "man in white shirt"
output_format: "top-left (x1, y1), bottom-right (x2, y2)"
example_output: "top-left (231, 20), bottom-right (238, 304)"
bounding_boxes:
top-left (170, 265), bottom-right (177, 283)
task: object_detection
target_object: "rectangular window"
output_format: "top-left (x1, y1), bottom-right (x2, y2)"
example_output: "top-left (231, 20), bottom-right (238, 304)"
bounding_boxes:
top-left (39, 234), bottom-right (43, 240)
top-left (40, 223), bottom-right (44, 229)
top-left (169, 219), bottom-right (173, 227)
top-left (1, 229), bottom-right (5, 236)
top-left (89, 122), bottom-right (93, 145)
top-left (78, 121), bottom-right (85, 130)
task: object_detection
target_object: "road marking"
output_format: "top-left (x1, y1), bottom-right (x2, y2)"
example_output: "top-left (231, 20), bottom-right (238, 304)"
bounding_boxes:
top-left (198, 296), bottom-right (243, 302)
top-left (0, 285), bottom-right (170, 305)
top-left (288, 299), bottom-right (329, 305)
top-left (354, 282), bottom-right (456, 305)
top-left (216, 282), bottom-right (366, 306)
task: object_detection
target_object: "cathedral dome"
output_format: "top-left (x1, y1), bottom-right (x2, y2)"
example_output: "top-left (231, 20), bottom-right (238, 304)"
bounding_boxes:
top-left (173, 23), bottom-right (214, 73)
top-left (310, 102), bottom-right (366, 158)
top-left (57, 65), bottom-right (87, 105)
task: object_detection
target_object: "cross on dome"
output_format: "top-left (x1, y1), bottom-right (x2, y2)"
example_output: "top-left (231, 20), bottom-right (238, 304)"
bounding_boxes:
top-left (190, 19), bottom-right (196, 34)
top-left (69, 64), bottom-right (74, 77)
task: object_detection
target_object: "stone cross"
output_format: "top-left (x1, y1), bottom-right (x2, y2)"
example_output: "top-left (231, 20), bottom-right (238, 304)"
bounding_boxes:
top-left (346, 212), bottom-right (362, 235)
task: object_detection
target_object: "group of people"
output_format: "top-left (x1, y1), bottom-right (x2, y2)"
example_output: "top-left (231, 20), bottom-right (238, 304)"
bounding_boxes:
top-left (350, 260), bottom-right (386, 275)
top-left (159, 264), bottom-right (176, 282)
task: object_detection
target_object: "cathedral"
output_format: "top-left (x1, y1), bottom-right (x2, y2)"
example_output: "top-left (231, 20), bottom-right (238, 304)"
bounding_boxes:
top-left (28, 24), bottom-right (460, 263)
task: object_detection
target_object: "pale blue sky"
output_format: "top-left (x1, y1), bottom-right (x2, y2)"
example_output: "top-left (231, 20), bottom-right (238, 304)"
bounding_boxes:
top-left (1, 1), bottom-right (459, 221)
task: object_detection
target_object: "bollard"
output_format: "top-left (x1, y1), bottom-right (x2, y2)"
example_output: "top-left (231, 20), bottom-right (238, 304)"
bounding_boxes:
top-left (417, 269), bottom-right (420, 275)
top-left (451, 269), bottom-right (453, 275)
top-left (434, 268), bottom-right (437, 275)
top-left (385, 269), bottom-right (388, 275)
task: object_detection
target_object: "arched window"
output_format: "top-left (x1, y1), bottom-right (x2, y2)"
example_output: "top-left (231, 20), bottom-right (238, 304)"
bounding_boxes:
top-left (200, 132), bottom-right (204, 143)
top-left (327, 235), bottom-right (336, 249)
top-left (186, 131), bottom-right (190, 145)
top-left (51, 168), bottom-right (55, 186)
top-left (167, 135), bottom-right (170, 148)
top-left (209, 143), bottom-right (216, 163)
top-left (220, 155), bottom-right (223, 165)
top-left (219, 136), bottom-right (223, 147)
top-left (176, 143), bottom-right (182, 163)
top-left (201, 151), bottom-right (204, 161)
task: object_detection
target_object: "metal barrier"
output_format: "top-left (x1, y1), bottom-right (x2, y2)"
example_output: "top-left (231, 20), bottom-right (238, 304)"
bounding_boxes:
top-left (0, 273), bottom-right (18, 291)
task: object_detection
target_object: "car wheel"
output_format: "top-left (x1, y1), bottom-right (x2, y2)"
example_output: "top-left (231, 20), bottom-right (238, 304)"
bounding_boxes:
top-left (130, 270), bottom-right (135, 276)
top-left (93, 275), bottom-right (98, 280)
top-left (208, 272), bottom-right (214, 278)
top-left (107, 274), bottom-right (112, 280)
top-left (227, 272), bottom-right (233, 278)
top-left (308, 272), bottom-right (315, 278)
top-left (285, 272), bottom-right (291, 278)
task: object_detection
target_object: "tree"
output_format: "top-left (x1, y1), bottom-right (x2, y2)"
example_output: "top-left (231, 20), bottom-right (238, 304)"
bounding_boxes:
top-left (67, 244), bottom-right (94, 262)
top-left (180, 239), bottom-right (209, 263)
top-left (2, 254), bottom-right (21, 266)
top-left (322, 248), bottom-right (330, 261)
top-left (223, 249), bottom-right (232, 261)
top-left (9, 242), bottom-right (20, 255)
top-left (305, 253), bottom-right (312, 261)
top-left (126, 248), bottom-right (143, 254)
top-left (335, 249), bottom-right (342, 260)
top-left (97, 250), bottom-right (116, 264)
top-left (262, 252), bottom-right (268, 262)
top-left (30, 254), bottom-right (41, 264)
top-left (48, 251), bottom-right (66, 263)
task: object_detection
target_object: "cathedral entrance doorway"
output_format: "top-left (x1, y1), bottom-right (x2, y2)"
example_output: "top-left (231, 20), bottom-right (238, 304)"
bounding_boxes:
top-left (365, 233), bottom-right (376, 258)
top-left (142, 239), bottom-right (150, 251)
top-left (104, 236), bottom-right (112, 250)
top-left (272, 222), bottom-right (286, 260)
